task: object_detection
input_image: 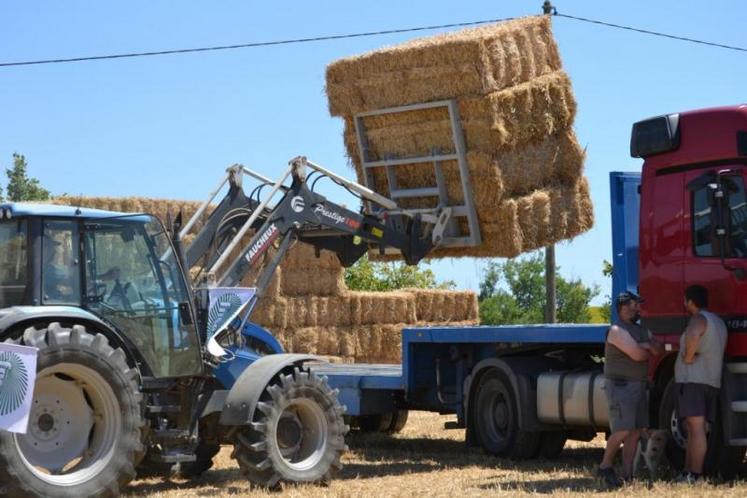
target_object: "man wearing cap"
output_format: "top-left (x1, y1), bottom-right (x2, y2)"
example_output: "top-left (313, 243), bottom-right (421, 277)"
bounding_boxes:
top-left (674, 285), bottom-right (727, 483)
top-left (597, 291), bottom-right (663, 487)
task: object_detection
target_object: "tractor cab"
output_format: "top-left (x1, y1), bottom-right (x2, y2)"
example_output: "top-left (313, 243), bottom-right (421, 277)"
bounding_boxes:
top-left (0, 203), bottom-right (203, 377)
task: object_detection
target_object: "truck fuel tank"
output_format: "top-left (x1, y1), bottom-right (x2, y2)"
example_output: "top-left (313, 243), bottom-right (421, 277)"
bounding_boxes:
top-left (537, 371), bottom-right (609, 428)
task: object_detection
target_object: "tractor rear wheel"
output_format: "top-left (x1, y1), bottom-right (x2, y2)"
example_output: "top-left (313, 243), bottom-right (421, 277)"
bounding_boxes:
top-left (231, 365), bottom-right (348, 489)
top-left (0, 323), bottom-right (145, 498)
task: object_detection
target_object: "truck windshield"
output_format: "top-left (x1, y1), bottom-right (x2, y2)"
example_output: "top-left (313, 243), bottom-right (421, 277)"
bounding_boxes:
top-left (0, 220), bottom-right (27, 308)
top-left (83, 215), bottom-right (202, 377)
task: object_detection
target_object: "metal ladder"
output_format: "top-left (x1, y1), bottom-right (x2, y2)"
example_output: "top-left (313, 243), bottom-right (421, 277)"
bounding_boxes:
top-left (352, 99), bottom-right (481, 251)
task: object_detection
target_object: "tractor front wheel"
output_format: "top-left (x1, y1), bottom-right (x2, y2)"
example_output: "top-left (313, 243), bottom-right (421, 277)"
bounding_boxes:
top-left (231, 365), bottom-right (348, 489)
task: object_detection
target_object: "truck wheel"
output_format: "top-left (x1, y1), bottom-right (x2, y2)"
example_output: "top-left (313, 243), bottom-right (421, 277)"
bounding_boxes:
top-left (388, 409), bottom-right (409, 433)
top-left (536, 431), bottom-right (567, 459)
top-left (358, 412), bottom-right (394, 433)
top-left (0, 323), bottom-right (145, 498)
top-left (659, 379), bottom-right (745, 477)
top-left (231, 365), bottom-right (348, 489)
top-left (472, 368), bottom-right (540, 459)
top-left (356, 410), bottom-right (408, 434)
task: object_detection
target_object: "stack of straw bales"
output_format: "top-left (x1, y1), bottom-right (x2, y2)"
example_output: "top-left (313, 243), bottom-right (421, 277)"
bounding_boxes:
top-left (51, 196), bottom-right (478, 362)
top-left (326, 16), bottom-right (593, 258)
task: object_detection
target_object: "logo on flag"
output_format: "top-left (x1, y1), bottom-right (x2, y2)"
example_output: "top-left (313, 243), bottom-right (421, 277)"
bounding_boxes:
top-left (0, 343), bottom-right (38, 434)
top-left (206, 287), bottom-right (257, 340)
top-left (0, 351), bottom-right (28, 416)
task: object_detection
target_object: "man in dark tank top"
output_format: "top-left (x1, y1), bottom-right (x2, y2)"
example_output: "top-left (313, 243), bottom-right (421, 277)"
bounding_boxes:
top-left (597, 291), bottom-right (663, 487)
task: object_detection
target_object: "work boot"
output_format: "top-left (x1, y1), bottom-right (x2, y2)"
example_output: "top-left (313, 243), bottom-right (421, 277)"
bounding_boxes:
top-left (674, 471), bottom-right (702, 484)
top-left (596, 466), bottom-right (622, 489)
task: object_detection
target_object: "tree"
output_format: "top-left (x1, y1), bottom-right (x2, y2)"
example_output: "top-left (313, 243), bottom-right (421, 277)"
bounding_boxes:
top-left (344, 254), bottom-right (455, 291)
top-left (478, 251), bottom-right (600, 325)
top-left (598, 259), bottom-right (614, 323)
top-left (5, 153), bottom-right (50, 202)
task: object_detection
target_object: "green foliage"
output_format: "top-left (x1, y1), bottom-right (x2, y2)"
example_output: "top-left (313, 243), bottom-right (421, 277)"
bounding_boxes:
top-left (4, 153), bottom-right (50, 202)
top-left (599, 259), bottom-right (613, 322)
top-left (344, 255), bottom-right (455, 292)
top-left (602, 259), bottom-right (614, 278)
top-left (478, 251), bottom-right (600, 325)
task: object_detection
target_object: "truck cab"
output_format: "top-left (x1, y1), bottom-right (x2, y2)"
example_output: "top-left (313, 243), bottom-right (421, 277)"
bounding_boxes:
top-left (635, 105), bottom-right (747, 357)
top-left (630, 105), bottom-right (747, 465)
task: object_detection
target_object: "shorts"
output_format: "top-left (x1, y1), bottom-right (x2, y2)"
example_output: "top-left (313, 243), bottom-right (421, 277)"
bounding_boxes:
top-left (675, 383), bottom-right (719, 423)
top-left (605, 378), bottom-right (649, 433)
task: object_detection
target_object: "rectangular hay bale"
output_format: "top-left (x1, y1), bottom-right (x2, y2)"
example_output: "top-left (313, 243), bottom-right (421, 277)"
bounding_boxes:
top-left (347, 291), bottom-right (417, 325)
top-left (326, 16), bottom-right (561, 115)
top-left (279, 268), bottom-right (345, 296)
top-left (407, 289), bottom-right (479, 323)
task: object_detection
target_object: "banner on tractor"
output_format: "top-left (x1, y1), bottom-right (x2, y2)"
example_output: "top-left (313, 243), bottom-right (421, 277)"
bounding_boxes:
top-left (0, 343), bottom-right (38, 434)
top-left (206, 287), bottom-right (256, 358)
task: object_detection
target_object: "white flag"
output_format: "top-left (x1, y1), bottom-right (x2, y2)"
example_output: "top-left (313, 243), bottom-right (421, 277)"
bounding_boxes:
top-left (0, 343), bottom-right (38, 434)
top-left (206, 287), bottom-right (256, 357)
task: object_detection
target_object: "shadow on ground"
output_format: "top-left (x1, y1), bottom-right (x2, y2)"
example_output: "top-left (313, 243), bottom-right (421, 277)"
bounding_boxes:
top-left (125, 432), bottom-right (747, 495)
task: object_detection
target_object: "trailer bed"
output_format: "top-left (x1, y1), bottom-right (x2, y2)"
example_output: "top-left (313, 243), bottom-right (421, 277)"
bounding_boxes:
top-left (310, 324), bottom-right (608, 417)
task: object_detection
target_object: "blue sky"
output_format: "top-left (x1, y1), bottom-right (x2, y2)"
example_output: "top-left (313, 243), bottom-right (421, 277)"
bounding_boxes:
top-left (1, 0), bottom-right (745, 303)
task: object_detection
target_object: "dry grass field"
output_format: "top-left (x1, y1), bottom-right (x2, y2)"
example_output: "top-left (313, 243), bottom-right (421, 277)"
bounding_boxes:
top-left (127, 411), bottom-right (747, 497)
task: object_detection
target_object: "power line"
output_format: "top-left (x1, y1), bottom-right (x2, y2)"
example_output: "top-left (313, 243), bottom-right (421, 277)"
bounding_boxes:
top-left (554, 12), bottom-right (747, 53)
top-left (1, 11), bottom-right (745, 69)
top-left (0, 17), bottom-right (515, 68)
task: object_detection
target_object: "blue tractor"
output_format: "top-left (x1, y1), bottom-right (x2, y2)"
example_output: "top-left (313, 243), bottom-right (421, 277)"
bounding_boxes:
top-left (0, 157), bottom-right (449, 497)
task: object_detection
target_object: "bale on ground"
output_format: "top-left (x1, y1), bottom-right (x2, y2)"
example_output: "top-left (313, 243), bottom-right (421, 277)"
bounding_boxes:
top-left (279, 268), bottom-right (346, 296)
top-left (347, 291), bottom-right (417, 325)
top-left (406, 289), bottom-right (479, 323)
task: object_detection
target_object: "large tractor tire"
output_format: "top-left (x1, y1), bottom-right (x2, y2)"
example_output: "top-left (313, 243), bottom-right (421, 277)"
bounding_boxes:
top-left (0, 323), bottom-right (146, 498)
top-left (471, 368), bottom-right (540, 459)
top-left (659, 378), bottom-right (745, 478)
top-left (230, 365), bottom-right (348, 489)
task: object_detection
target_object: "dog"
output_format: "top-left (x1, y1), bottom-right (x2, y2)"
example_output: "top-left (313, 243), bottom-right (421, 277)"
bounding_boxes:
top-left (633, 429), bottom-right (668, 479)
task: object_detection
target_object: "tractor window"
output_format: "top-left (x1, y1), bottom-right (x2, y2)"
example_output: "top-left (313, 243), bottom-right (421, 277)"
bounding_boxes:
top-left (83, 216), bottom-right (201, 378)
top-left (42, 220), bottom-right (81, 305)
top-left (0, 220), bottom-right (28, 307)
top-left (692, 175), bottom-right (747, 257)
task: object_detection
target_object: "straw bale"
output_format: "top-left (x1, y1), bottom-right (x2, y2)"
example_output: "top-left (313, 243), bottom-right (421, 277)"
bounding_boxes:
top-left (283, 296), bottom-right (355, 328)
top-left (250, 296), bottom-right (287, 329)
top-left (352, 324), bottom-right (403, 363)
top-left (326, 16), bottom-right (561, 115)
top-left (407, 289), bottom-right (479, 323)
top-left (291, 326), bottom-right (319, 355)
top-left (279, 268), bottom-right (345, 296)
top-left (347, 291), bottom-right (417, 325)
top-left (373, 176), bottom-right (593, 260)
top-left (283, 242), bottom-right (341, 270)
top-left (52, 196), bottom-right (206, 229)
top-left (343, 71), bottom-right (576, 165)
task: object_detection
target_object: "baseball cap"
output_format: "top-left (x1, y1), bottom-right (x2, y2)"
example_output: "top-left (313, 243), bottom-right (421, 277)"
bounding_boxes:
top-left (616, 291), bottom-right (645, 306)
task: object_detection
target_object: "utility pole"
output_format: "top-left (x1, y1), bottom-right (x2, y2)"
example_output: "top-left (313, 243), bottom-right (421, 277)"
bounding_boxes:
top-left (545, 245), bottom-right (557, 323)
